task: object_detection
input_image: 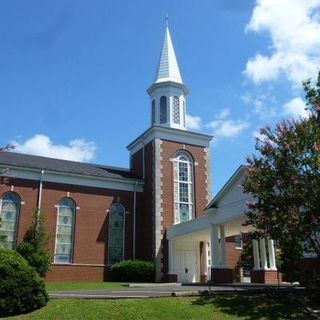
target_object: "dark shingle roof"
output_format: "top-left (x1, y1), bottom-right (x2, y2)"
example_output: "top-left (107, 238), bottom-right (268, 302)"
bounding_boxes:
top-left (0, 152), bottom-right (141, 181)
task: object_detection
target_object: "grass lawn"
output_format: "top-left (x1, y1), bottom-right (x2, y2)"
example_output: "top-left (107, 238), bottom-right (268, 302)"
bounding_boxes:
top-left (45, 281), bottom-right (126, 291)
top-left (4, 292), bottom-right (318, 320)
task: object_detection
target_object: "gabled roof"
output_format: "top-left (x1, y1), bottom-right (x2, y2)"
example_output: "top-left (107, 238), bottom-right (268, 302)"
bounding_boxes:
top-left (0, 151), bottom-right (141, 182)
top-left (207, 165), bottom-right (245, 209)
top-left (154, 26), bottom-right (183, 84)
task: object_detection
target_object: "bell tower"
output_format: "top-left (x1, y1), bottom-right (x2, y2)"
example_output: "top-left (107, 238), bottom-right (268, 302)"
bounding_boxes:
top-left (147, 22), bottom-right (188, 130)
top-left (128, 21), bottom-right (212, 282)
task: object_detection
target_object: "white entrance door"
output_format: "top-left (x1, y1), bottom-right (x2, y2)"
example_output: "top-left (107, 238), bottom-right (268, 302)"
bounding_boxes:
top-left (176, 250), bottom-right (198, 283)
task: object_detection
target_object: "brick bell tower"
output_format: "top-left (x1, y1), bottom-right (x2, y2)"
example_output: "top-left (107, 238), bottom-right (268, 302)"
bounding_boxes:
top-left (127, 22), bottom-right (212, 281)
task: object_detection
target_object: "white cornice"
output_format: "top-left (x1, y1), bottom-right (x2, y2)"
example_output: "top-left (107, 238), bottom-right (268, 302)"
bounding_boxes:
top-left (127, 125), bottom-right (212, 155)
top-left (0, 165), bottom-right (144, 192)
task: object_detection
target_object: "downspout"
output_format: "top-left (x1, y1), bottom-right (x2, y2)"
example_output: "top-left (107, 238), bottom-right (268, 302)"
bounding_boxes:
top-left (37, 169), bottom-right (44, 226)
top-left (133, 180), bottom-right (137, 259)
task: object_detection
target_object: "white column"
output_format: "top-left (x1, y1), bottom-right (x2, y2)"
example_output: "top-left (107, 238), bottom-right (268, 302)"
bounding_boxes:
top-left (219, 225), bottom-right (227, 268)
top-left (259, 238), bottom-right (268, 270)
top-left (268, 239), bottom-right (277, 270)
top-left (252, 239), bottom-right (260, 270)
top-left (211, 224), bottom-right (220, 268)
top-left (168, 239), bottom-right (174, 274)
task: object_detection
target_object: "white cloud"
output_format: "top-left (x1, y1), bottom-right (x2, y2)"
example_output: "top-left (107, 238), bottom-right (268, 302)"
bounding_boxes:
top-left (186, 114), bottom-right (202, 130)
top-left (13, 134), bottom-right (96, 162)
top-left (244, 0), bottom-right (320, 85)
top-left (216, 108), bottom-right (231, 119)
top-left (208, 119), bottom-right (250, 139)
top-left (282, 97), bottom-right (309, 118)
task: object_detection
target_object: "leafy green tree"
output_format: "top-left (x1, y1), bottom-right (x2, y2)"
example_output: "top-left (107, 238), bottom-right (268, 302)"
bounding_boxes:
top-left (242, 72), bottom-right (320, 259)
top-left (15, 209), bottom-right (51, 277)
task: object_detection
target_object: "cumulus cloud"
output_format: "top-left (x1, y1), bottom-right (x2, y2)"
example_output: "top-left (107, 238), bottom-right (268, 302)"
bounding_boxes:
top-left (13, 134), bottom-right (96, 162)
top-left (244, 0), bottom-right (320, 85)
top-left (186, 114), bottom-right (202, 130)
top-left (208, 119), bottom-right (249, 139)
top-left (282, 97), bottom-right (309, 118)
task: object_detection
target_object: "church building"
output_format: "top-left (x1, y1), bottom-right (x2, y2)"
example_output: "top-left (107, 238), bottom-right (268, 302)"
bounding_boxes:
top-left (0, 25), bottom-right (282, 284)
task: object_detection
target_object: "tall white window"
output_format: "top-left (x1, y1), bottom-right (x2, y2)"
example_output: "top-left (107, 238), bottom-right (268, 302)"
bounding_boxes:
top-left (173, 152), bottom-right (194, 224)
top-left (108, 203), bottom-right (125, 265)
top-left (160, 96), bottom-right (167, 124)
top-left (173, 96), bottom-right (180, 124)
top-left (54, 198), bottom-right (76, 263)
top-left (0, 193), bottom-right (20, 249)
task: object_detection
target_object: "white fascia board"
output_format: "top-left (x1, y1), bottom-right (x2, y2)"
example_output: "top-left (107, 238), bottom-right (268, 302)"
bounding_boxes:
top-left (127, 125), bottom-right (212, 155)
top-left (207, 165), bottom-right (245, 209)
top-left (0, 165), bottom-right (144, 192)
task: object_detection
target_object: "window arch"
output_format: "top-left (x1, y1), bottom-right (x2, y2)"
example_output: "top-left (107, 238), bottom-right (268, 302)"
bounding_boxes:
top-left (173, 96), bottom-right (180, 124)
top-left (0, 192), bottom-right (20, 249)
top-left (173, 152), bottom-right (194, 224)
top-left (151, 99), bottom-right (156, 124)
top-left (54, 198), bottom-right (76, 263)
top-left (160, 96), bottom-right (167, 124)
top-left (108, 203), bottom-right (125, 265)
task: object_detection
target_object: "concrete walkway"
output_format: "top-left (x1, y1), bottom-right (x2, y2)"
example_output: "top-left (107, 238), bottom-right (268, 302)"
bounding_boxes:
top-left (49, 283), bottom-right (298, 299)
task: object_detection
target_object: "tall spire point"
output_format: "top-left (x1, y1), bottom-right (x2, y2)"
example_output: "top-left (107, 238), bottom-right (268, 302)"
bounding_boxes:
top-left (165, 14), bottom-right (169, 27)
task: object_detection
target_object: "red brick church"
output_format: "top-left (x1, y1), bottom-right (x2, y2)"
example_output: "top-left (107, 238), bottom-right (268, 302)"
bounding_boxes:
top-left (0, 25), bottom-right (283, 284)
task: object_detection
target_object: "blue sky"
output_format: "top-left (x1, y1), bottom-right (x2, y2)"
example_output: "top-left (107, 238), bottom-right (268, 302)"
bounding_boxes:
top-left (1, 0), bottom-right (319, 194)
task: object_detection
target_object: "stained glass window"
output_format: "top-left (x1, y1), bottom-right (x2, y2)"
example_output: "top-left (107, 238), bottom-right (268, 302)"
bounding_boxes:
top-left (108, 203), bottom-right (125, 265)
top-left (151, 99), bottom-right (155, 124)
top-left (0, 193), bottom-right (20, 249)
top-left (173, 96), bottom-right (180, 124)
top-left (160, 96), bottom-right (167, 124)
top-left (54, 198), bottom-right (76, 263)
top-left (173, 152), bottom-right (194, 224)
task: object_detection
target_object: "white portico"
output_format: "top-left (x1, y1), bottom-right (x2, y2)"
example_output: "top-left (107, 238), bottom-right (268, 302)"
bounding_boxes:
top-left (167, 166), bottom-right (279, 284)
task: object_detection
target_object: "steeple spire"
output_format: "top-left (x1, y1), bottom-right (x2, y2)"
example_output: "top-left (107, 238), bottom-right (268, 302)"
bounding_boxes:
top-left (147, 21), bottom-right (188, 131)
top-left (154, 22), bottom-right (183, 84)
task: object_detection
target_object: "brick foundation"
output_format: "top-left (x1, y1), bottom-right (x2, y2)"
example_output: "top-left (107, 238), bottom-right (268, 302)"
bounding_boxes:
top-left (251, 269), bottom-right (281, 284)
top-left (200, 274), bottom-right (208, 283)
top-left (211, 268), bottom-right (234, 284)
top-left (167, 274), bottom-right (178, 282)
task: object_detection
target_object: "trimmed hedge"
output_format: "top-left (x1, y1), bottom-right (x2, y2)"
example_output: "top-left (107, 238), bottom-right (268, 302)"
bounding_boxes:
top-left (111, 260), bottom-right (155, 282)
top-left (0, 248), bottom-right (48, 317)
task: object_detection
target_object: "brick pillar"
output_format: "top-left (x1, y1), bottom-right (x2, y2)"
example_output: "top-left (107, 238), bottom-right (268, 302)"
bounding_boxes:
top-left (211, 268), bottom-right (234, 284)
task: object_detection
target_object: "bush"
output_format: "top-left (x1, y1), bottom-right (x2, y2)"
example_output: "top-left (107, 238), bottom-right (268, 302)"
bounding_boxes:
top-left (15, 209), bottom-right (51, 277)
top-left (111, 260), bottom-right (155, 282)
top-left (0, 248), bottom-right (48, 317)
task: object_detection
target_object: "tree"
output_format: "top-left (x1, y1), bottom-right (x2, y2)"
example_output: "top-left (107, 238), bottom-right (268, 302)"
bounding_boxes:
top-left (15, 209), bottom-right (51, 277)
top-left (242, 72), bottom-right (320, 259)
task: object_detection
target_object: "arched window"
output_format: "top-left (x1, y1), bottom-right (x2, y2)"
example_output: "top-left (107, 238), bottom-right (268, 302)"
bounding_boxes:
top-left (0, 193), bottom-right (20, 249)
top-left (173, 152), bottom-right (194, 224)
top-left (160, 96), bottom-right (167, 124)
top-left (173, 96), bottom-right (180, 124)
top-left (108, 203), bottom-right (125, 265)
top-left (151, 99), bottom-right (156, 124)
top-left (54, 198), bottom-right (76, 263)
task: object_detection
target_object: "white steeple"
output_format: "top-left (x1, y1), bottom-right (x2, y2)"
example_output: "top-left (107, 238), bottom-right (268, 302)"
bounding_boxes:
top-left (154, 24), bottom-right (183, 84)
top-left (148, 19), bottom-right (188, 131)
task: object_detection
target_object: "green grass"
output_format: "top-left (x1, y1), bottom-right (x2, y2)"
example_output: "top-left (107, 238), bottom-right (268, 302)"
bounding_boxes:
top-left (45, 281), bottom-right (126, 291)
top-left (3, 293), bottom-right (317, 320)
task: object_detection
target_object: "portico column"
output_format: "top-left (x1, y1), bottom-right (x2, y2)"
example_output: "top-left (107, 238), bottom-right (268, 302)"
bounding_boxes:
top-left (210, 224), bottom-right (220, 268)
top-left (259, 238), bottom-right (268, 270)
top-left (267, 239), bottom-right (277, 270)
top-left (203, 241), bottom-right (208, 276)
top-left (219, 225), bottom-right (227, 268)
top-left (168, 239), bottom-right (174, 274)
top-left (252, 239), bottom-right (260, 270)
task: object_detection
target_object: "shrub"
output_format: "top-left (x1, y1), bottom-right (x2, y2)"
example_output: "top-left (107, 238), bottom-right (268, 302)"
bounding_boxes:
top-left (0, 248), bottom-right (48, 317)
top-left (15, 209), bottom-right (51, 277)
top-left (111, 260), bottom-right (155, 282)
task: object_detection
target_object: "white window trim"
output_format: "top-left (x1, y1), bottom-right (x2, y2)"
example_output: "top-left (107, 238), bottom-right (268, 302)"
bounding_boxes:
top-left (54, 198), bottom-right (76, 264)
top-left (234, 233), bottom-right (243, 250)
